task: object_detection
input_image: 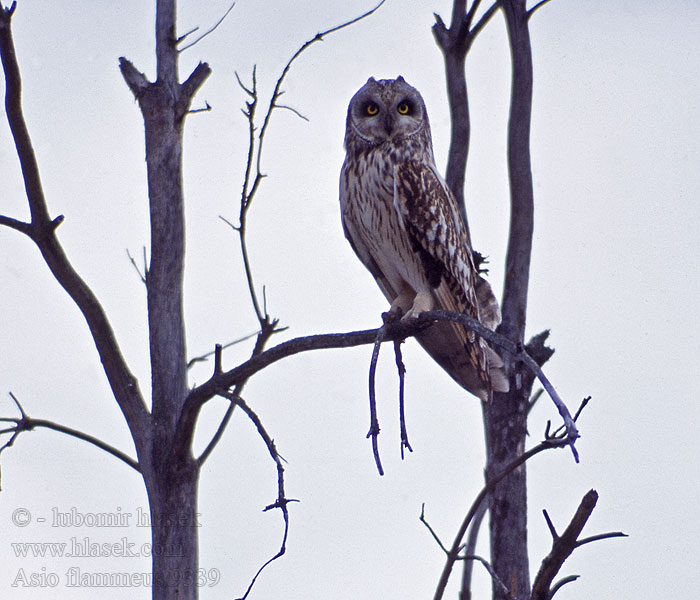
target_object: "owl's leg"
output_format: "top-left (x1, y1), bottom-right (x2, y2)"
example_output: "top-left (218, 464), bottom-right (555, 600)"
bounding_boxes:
top-left (403, 289), bottom-right (434, 320)
top-left (389, 285), bottom-right (415, 316)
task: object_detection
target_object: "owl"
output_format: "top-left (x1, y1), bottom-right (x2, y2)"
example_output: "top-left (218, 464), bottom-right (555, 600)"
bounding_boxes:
top-left (339, 76), bottom-right (509, 401)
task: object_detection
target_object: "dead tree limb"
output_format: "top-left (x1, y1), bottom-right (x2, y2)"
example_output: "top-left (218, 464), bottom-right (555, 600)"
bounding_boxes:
top-left (0, 1), bottom-right (149, 445)
top-left (530, 490), bottom-right (627, 600)
top-left (0, 394), bottom-right (140, 471)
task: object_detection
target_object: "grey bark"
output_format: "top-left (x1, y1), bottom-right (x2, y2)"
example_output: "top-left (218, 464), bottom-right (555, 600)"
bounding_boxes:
top-left (436, 1), bottom-right (538, 598)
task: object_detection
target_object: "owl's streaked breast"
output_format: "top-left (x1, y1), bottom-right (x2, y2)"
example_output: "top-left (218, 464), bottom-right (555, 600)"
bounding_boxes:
top-left (340, 148), bottom-right (429, 300)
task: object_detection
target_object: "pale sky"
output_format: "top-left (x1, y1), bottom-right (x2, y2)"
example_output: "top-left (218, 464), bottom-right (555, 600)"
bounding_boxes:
top-left (1, 1), bottom-right (699, 598)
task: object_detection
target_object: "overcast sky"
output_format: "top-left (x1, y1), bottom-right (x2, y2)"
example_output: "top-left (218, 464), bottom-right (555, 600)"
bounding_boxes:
top-left (1, 1), bottom-right (699, 598)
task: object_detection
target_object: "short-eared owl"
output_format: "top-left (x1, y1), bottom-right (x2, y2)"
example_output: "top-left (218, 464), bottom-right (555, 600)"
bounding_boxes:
top-left (339, 76), bottom-right (508, 401)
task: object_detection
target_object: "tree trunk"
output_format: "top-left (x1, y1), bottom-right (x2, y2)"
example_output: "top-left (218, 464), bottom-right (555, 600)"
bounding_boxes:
top-left (484, 2), bottom-right (536, 599)
top-left (144, 455), bottom-right (200, 599)
top-left (120, 2), bottom-right (210, 597)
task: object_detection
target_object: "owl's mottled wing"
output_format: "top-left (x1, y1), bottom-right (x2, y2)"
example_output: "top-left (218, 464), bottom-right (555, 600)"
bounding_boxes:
top-left (393, 159), bottom-right (501, 398)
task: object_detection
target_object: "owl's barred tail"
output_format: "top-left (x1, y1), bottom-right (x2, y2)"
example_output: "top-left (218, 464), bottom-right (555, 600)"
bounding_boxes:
top-left (414, 323), bottom-right (509, 402)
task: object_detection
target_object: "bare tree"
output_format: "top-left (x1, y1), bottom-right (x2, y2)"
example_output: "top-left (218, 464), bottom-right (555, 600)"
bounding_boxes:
top-left (430, 2), bottom-right (624, 600)
top-left (0, 1), bottom-right (384, 598)
top-left (0, 1), bottom-right (622, 599)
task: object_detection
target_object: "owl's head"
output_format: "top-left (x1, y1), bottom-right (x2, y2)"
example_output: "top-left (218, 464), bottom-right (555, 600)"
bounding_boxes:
top-left (344, 76), bottom-right (431, 151)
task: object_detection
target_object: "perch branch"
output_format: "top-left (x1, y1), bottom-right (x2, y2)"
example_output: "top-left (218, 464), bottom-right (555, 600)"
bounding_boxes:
top-left (421, 310), bottom-right (579, 459)
top-left (191, 2), bottom-right (389, 464)
top-left (181, 308), bottom-right (574, 459)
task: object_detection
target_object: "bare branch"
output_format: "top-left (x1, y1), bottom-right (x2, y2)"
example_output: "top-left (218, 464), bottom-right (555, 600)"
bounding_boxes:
top-left (180, 61), bottom-right (212, 104)
top-left (575, 530), bottom-right (628, 548)
top-left (118, 57), bottom-right (149, 99)
top-left (461, 555), bottom-right (515, 600)
top-left (527, 0), bottom-right (555, 19)
top-left (531, 490), bottom-right (627, 600)
top-left (0, 394), bottom-right (139, 471)
top-left (177, 2), bottom-right (236, 52)
top-left (273, 103), bottom-right (309, 121)
top-left (421, 310), bottom-right (580, 459)
top-left (0, 214), bottom-right (32, 236)
top-left (231, 1), bottom-right (386, 328)
top-left (460, 496), bottom-right (488, 599)
top-left (1, 7), bottom-right (149, 442)
top-left (432, 0), bottom-right (500, 228)
top-left (420, 504), bottom-right (450, 554)
top-left (549, 575), bottom-right (580, 598)
top-left (221, 392), bottom-right (298, 600)
top-left (421, 503), bottom-right (513, 600)
top-left (470, 2), bottom-right (500, 38)
top-left (186, 330), bottom-right (260, 369)
top-left (433, 432), bottom-right (578, 600)
top-left (126, 248), bottom-right (147, 285)
top-left (192, 318), bottom-right (281, 466)
top-left (180, 306), bottom-right (578, 456)
top-left (187, 101), bottom-right (212, 115)
top-left (542, 508), bottom-right (558, 539)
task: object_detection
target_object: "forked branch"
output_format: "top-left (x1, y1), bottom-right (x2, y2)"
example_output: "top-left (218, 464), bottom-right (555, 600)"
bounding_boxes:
top-left (531, 489), bottom-right (627, 600)
top-left (189, 1), bottom-right (388, 463)
top-left (0, 2), bottom-right (148, 444)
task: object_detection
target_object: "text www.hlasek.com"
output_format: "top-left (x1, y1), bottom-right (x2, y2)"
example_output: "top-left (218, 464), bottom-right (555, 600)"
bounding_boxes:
top-left (12, 537), bottom-right (180, 559)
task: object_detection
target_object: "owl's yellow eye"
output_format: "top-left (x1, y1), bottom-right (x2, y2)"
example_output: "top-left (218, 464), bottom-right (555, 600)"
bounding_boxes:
top-left (365, 103), bottom-right (379, 116)
top-left (397, 102), bottom-right (411, 115)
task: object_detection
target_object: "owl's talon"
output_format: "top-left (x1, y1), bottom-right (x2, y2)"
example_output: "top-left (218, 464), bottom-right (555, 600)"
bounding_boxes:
top-left (381, 310), bottom-right (401, 325)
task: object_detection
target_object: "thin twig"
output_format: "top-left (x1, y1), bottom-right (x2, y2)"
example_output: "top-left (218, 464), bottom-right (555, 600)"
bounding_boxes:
top-left (273, 103), bottom-right (309, 121)
top-left (187, 101), bottom-right (212, 114)
top-left (575, 530), bottom-right (628, 548)
top-left (221, 392), bottom-right (298, 600)
top-left (432, 425), bottom-right (587, 600)
top-left (177, 2), bottom-right (236, 52)
top-left (460, 555), bottom-right (514, 600)
top-left (527, 0), bottom-right (555, 19)
top-left (231, 1), bottom-right (386, 328)
top-left (422, 501), bottom-right (513, 600)
top-left (186, 330), bottom-right (260, 369)
top-left (126, 248), bottom-right (147, 285)
top-left (194, 320), bottom-right (279, 466)
top-left (420, 503), bottom-right (450, 553)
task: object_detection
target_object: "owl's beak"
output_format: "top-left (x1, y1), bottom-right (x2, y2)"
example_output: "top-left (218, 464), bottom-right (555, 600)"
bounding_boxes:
top-left (383, 114), bottom-right (394, 135)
